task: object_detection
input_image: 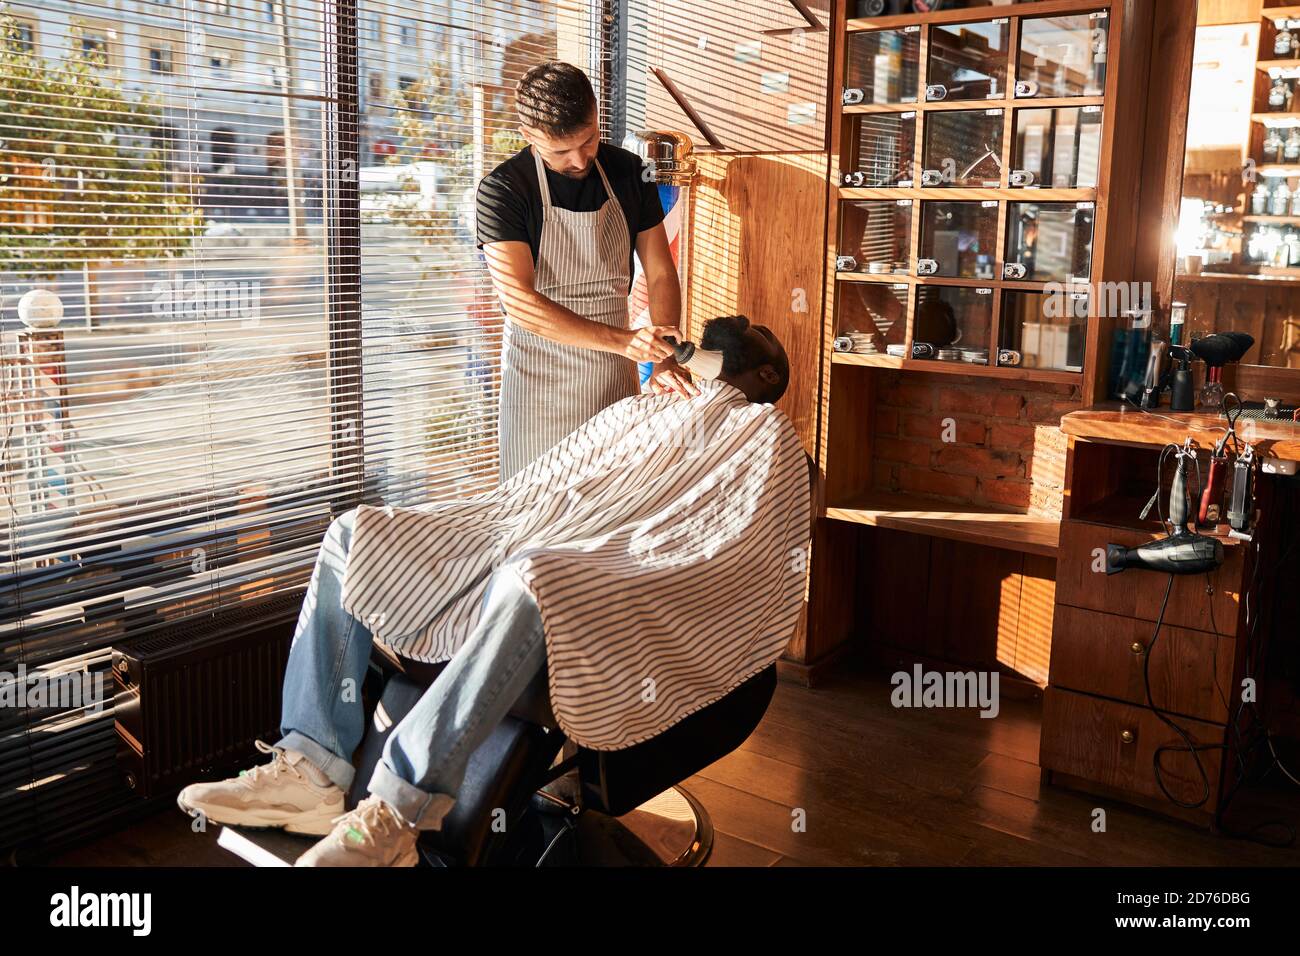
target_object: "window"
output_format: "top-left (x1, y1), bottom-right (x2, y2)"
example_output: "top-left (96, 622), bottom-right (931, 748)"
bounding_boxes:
top-left (209, 126), bottom-right (239, 168)
top-left (79, 30), bottom-right (110, 66)
top-left (362, 12), bottom-right (381, 43)
top-left (399, 17), bottom-right (418, 46)
top-left (148, 44), bottom-right (174, 74)
top-left (5, 19), bottom-right (34, 52)
top-left (210, 52), bottom-right (233, 80)
top-left (368, 72), bottom-right (383, 101)
top-left (0, 0), bottom-right (616, 858)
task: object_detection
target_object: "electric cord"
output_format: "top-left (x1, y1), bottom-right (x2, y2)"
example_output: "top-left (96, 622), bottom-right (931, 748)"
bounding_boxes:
top-left (1143, 573), bottom-right (1223, 810)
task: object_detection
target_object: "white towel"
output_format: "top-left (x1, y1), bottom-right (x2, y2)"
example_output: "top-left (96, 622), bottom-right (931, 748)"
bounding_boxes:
top-left (339, 378), bottom-right (811, 750)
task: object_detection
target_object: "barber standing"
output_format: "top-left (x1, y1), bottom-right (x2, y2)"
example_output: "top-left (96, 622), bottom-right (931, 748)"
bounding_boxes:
top-left (476, 61), bottom-right (698, 482)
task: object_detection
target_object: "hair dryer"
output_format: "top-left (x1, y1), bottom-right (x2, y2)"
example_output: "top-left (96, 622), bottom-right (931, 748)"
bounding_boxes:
top-left (1105, 535), bottom-right (1223, 575)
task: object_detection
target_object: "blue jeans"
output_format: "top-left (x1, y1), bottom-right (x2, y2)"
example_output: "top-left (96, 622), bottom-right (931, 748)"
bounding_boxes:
top-left (277, 509), bottom-right (548, 830)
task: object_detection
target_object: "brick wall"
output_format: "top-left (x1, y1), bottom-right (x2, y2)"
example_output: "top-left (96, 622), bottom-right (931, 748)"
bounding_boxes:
top-left (872, 371), bottom-right (1082, 519)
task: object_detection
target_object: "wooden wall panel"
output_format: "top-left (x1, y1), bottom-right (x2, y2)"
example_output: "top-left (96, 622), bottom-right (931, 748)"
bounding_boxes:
top-left (687, 149), bottom-right (830, 450)
top-left (642, 0), bottom-right (831, 152)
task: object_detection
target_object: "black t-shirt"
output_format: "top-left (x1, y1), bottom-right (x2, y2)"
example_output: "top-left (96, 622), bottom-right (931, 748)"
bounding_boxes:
top-left (475, 143), bottom-right (665, 276)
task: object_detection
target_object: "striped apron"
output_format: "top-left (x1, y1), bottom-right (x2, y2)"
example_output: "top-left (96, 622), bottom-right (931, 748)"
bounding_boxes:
top-left (497, 147), bottom-right (640, 482)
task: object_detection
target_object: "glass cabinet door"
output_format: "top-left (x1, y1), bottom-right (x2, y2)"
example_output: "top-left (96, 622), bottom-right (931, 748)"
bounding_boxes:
top-left (845, 27), bottom-right (921, 105)
top-left (837, 200), bottom-right (913, 274)
top-left (837, 282), bottom-right (910, 354)
top-left (1010, 106), bottom-right (1103, 188)
top-left (844, 112), bottom-right (916, 187)
top-left (1016, 12), bottom-right (1110, 98)
top-left (912, 285), bottom-right (993, 363)
top-left (1004, 201), bottom-right (1095, 282)
top-left (917, 200), bottom-right (999, 279)
top-left (921, 109), bottom-right (1005, 187)
top-left (999, 290), bottom-right (1088, 372)
top-left (926, 19), bottom-right (1010, 102)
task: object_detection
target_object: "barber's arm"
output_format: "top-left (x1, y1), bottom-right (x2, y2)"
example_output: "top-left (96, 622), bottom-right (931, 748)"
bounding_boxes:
top-left (482, 241), bottom-right (676, 364)
top-left (635, 223), bottom-right (698, 399)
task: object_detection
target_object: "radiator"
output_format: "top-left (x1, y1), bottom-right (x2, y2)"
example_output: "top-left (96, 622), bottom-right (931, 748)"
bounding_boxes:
top-left (112, 595), bottom-right (300, 798)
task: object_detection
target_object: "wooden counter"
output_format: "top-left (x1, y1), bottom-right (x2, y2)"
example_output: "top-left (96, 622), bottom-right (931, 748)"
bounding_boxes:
top-left (1061, 402), bottom-right (1300, 462)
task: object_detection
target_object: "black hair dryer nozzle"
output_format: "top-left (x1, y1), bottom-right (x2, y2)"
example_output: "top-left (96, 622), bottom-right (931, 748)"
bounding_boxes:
top-left (1105, 533), bottom-right (1224, 576)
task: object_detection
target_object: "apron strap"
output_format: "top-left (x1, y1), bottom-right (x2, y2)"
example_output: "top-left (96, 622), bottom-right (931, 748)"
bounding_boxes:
top-left (531, 146), bottom-right (553, 209)
top-left (532, 146), bottom-right (618, 211)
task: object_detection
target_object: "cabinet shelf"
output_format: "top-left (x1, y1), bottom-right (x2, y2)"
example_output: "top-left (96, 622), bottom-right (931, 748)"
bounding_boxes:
top-left (1264, 5), bottom-right (1300, 22)
top-left (829, 351), bottom-right (902, 368)
top-left (826, 491), bottom-right (1061, 557)
top-left (829, 351), bottom-right (1082, 384)
top-left (845, 0), bottom-right (1116, 33)
top-left (838, 186), bottom-right (1096, 202)
top-left (845, 96), bottom-right (1104, 115)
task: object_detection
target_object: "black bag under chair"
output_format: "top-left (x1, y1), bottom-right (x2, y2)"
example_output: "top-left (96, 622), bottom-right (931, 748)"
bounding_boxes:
top-left (344, 640), bottom-right (778, 867)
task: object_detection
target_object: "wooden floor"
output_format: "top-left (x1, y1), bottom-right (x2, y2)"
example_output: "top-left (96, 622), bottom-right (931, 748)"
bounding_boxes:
top-left (49, 657), bottom-right (1300, 867)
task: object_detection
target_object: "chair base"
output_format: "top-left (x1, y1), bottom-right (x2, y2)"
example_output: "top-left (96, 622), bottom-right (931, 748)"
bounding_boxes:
top-left (213, 784), bottom-right (714, 868)
top-left (528, 786), bottom-right (713, 867)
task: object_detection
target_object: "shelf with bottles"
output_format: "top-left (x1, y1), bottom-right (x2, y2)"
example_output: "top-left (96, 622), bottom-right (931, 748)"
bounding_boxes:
top-left (828, 1), bottom-right (1112, 389)
top-left (1255, 120), bottom-right (1300, 164)
top-left (834, 196), bottom-right (1097, 283)
top-left (842, 8), bottom-right (1109, 113)
top-left (1246, 175), bottom-right (1300, 220)
top-left (831, 279), bottom-right (910, 366)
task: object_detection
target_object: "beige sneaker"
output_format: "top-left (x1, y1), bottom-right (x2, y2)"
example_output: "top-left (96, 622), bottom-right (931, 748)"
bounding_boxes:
top-left (294, 795), bottom-right (420, 867)
top-left (177, 740), bottom-right (345, 836)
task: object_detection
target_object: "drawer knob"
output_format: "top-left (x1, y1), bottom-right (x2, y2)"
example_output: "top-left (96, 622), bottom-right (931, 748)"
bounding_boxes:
top-left (1120, 729), bottom-right (1136, 744)
top-left (1130, 641), bottom-right (1144, 655)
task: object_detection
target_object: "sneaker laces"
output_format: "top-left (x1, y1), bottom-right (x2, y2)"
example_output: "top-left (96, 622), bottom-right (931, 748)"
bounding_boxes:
top-left (330, 795), bottom-right (412, 847)
top-left (239, 740), bottom-right (303, 788)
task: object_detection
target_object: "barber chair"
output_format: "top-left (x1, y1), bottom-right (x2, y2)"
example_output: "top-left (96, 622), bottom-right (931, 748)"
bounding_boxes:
top-left (214, 454), bottom-right (815, 868)
top-left (354, 643), bottom-right (775, 867)
top-left (349, 452), bottom-right (817, 868)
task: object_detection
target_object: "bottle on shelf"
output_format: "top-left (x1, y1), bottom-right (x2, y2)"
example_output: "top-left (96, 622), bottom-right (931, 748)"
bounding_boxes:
top-left (1275, 22), bottom-right (1295, 58)
top-left (1271, 180), bottom-right (1292, 216)
top-left (1268, 75), bottom-right (1291, 111)
top-left (1286, 127), bottom-right (1300, 162)
top-left (873, 31), bottom-right (902, 104)
top-left (1253, 182), bottom-right (1271, 214)
top-left (1264, 126), bottom-right (1285, 162)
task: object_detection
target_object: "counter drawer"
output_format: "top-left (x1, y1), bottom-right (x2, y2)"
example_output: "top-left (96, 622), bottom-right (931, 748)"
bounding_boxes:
top-left (1049, 605), bottom-right (1234, 724)
top-left (1041, 686), bottom-right (1223, 811)
top-left (1055, 520), bottom-right (1243, 636)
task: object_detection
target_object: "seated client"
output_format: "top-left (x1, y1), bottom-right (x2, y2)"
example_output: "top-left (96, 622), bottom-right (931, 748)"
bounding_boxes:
top-left (178, 314), bottom-right (805, 867)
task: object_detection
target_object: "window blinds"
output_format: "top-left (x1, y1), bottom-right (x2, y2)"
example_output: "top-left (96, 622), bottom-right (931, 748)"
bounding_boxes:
top-left (0, 0), bottom-right (618, 857)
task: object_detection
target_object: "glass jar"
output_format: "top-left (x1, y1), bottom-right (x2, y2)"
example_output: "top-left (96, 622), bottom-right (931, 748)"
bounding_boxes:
top-left (1286, 128), bottom-right (1300, 161)
top-left (1276, 24), bottom-right (1294, 58)
top-left (1253, 184), bottom-right (1271, 214)
top-left (1271, 182), bottom-right (1292, 216)
top-left (1265, 126), bottom-right (1285, 162)
top-left (1269, 76), bottom-right (1290, 111)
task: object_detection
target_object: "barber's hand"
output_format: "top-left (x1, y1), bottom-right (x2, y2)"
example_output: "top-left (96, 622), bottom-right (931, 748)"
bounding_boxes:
top-left (649, 356), bottom-right (701, 399)
top-left (621, 325), bottom-right (679, 364)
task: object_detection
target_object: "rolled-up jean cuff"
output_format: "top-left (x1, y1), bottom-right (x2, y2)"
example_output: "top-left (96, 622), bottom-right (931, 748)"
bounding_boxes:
top-left (276, 731), bottom-right (355, 792)
top-left (367, 759), bottom-right (457, 831)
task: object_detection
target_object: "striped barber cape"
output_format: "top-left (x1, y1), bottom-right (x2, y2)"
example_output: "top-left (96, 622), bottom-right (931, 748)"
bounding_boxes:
top-left (339, 377), bottom-right (811, 751)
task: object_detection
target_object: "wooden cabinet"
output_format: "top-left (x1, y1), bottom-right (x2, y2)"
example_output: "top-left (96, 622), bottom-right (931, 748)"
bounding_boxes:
top-left (1042, 686), bottom-right (1225, 813)
top-left (1040, 427), bottom-right (1256, 825)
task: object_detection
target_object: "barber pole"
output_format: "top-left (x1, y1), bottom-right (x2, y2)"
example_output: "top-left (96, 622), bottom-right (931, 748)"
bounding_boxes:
top-left (624, 131), bottom-right (697, 389)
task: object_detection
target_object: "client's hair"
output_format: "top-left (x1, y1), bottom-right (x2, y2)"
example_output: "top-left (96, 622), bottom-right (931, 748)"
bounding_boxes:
top-left (699, 314), bottom-right (790, 402)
